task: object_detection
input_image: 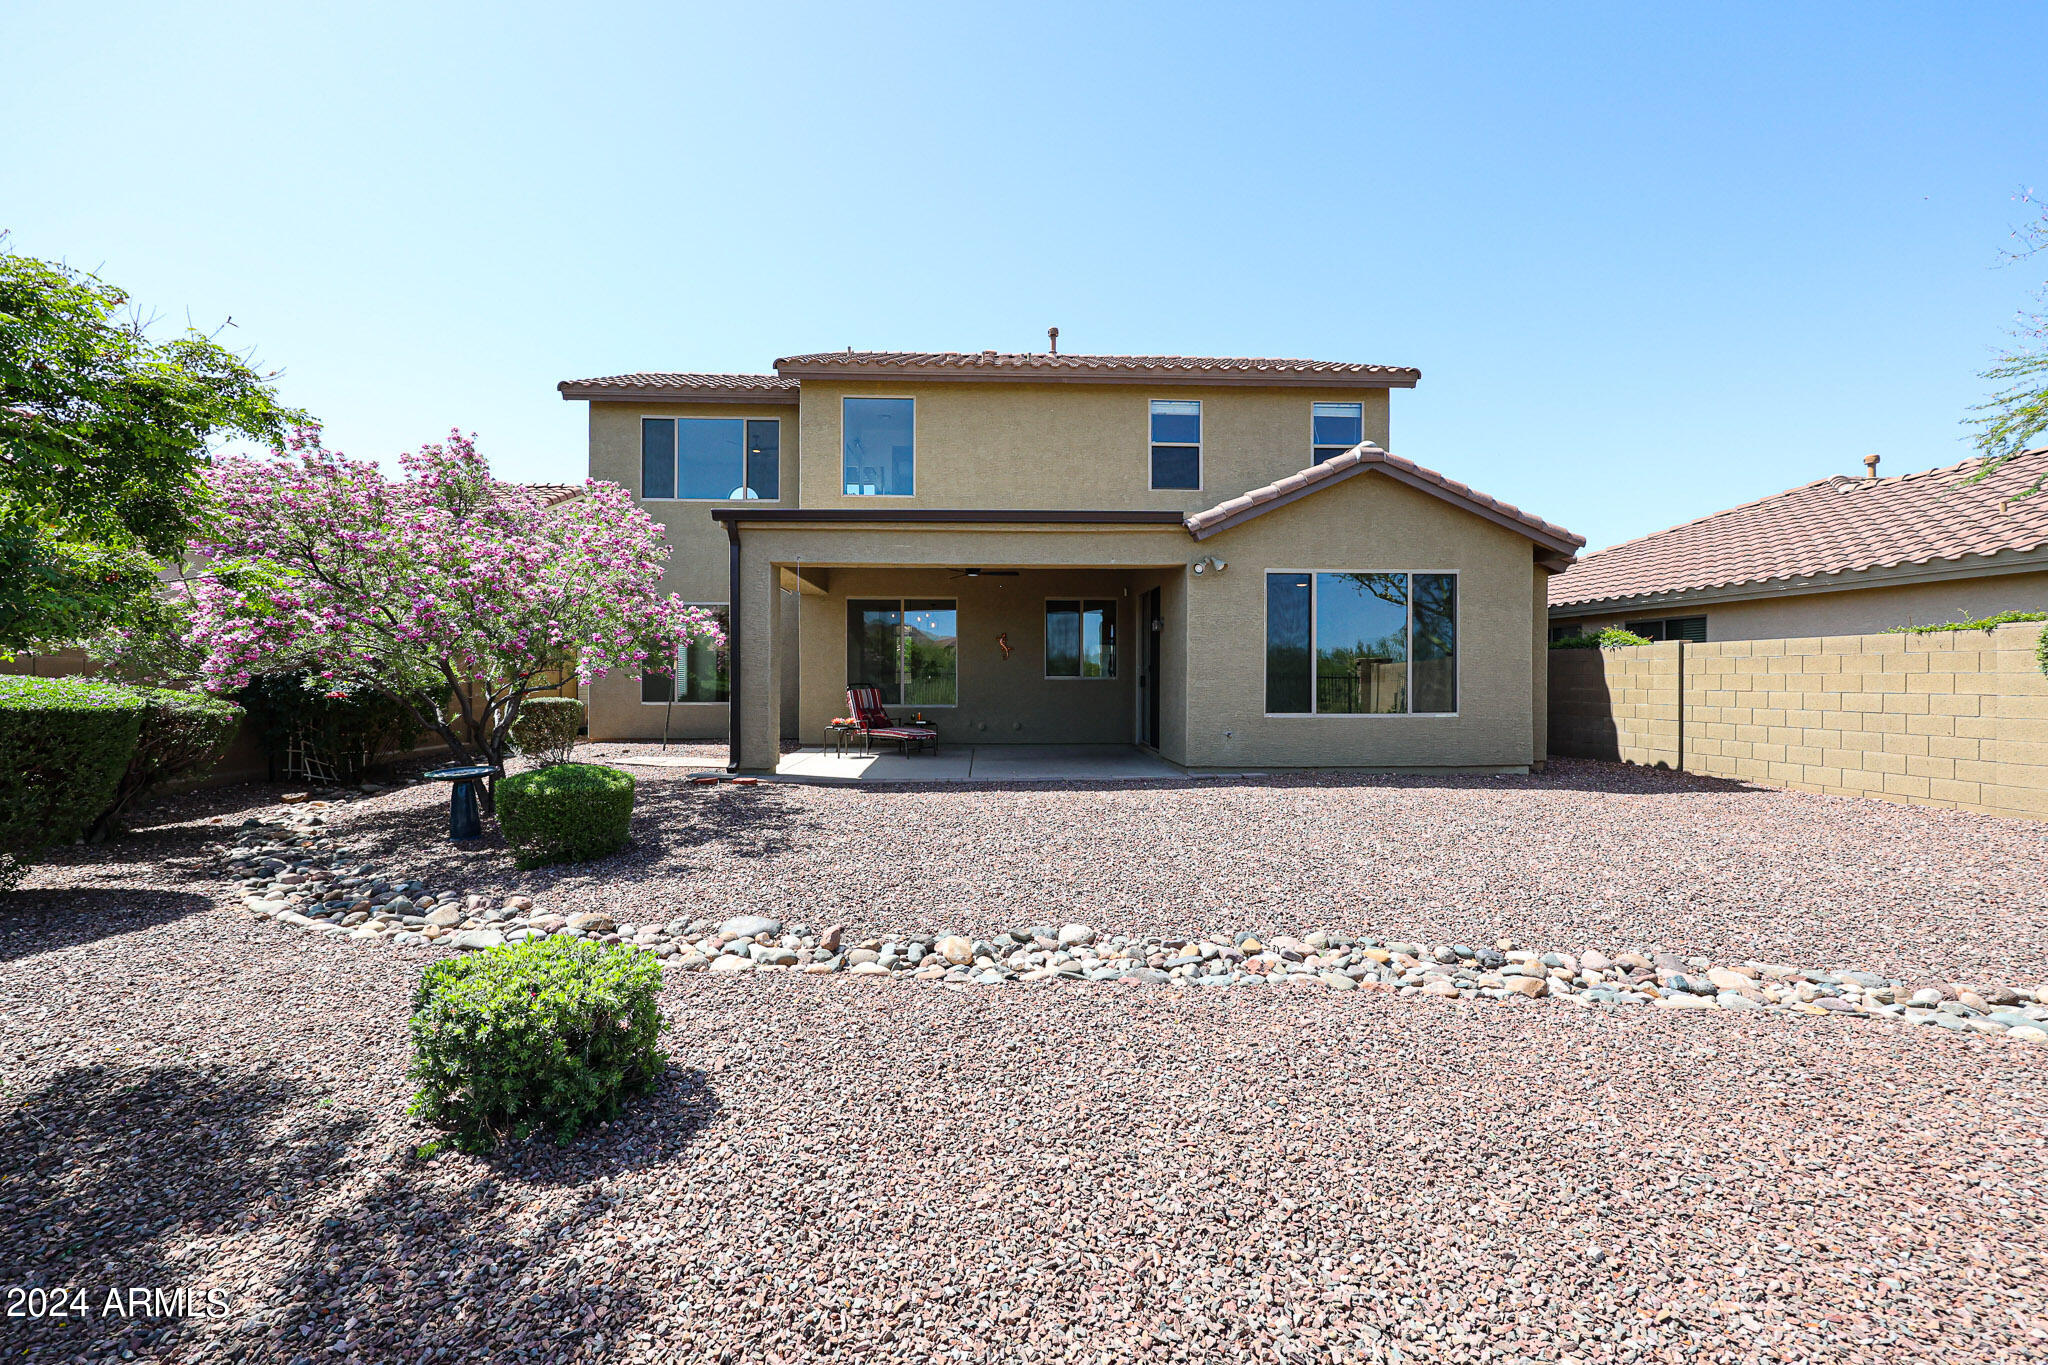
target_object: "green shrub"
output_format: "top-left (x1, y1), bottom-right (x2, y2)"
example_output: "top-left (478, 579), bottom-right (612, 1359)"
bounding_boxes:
top-left (495, 762), bottom-right (635, 869)
top-left (1550, 627), bottom-right (1655, 650)
top-left (0, 676), bottom-right (146, 889)
top-left (509, 696), bottom-right (584, 767)
top-left (86, 687), bottom-right (243, 840)
top-left (407, 935), bottom-right (668, 1153)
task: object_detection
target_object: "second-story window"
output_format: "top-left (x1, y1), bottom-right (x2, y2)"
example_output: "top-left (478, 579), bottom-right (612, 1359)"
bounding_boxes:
top-left (1312, 402), bottom-right (1363, 464)
top-left (843, 397), bottom-right (915, 496)
top-left (641, 418), bottom-right (780, 499)
top-left (1150, 399), bottom-right (1201, 490)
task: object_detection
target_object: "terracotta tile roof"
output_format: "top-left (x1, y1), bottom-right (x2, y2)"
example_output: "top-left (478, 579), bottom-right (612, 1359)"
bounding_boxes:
top-left (1185, 444), bottom-right (1584, 558)
top-left (1549, 448), bottom-right (2048, 610)
top-left (522, 483), bottom-right (586, 507)
top-left (557, 373), bottom-right (799, 402)
top-left (773, 351), bottom-right (1420, 387)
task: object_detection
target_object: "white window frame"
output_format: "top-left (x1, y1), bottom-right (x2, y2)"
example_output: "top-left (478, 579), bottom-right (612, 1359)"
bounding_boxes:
top-left (1311, 401), bottom-right (1364, 465)
top-left (1148, 398), bottom-right (1203, 492)
top-left (847, 597), bottom-right (958, 707)
top-left (640, 602), bottom-right (732, 705)
top-left (638, 416), bottom-right (781, 503)
top-left (1042, 596), bottom-right (1119, 680)
top-left (840, 396), bottom-right (917, 498)
top-left (1263, 569), bottom-right (1460, 718)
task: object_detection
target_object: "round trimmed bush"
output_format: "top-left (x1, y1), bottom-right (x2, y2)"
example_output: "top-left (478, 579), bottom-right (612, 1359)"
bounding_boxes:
top-left (87, 687), bottom-right (244, 840)
top-left (0, 676), bottom-right (146, 889)
top-left (508, 696), bottom-right (584, 767)
top-left (495, 761), bottom-right (634, 869)
top-left (407, 935), bottom-right (668, 1153)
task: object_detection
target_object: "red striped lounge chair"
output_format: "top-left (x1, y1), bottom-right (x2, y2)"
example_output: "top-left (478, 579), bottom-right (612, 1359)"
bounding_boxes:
top-left (846, 687), bottom-right (938, 756)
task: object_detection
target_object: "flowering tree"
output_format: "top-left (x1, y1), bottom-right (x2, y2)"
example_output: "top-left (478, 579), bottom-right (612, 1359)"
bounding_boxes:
top-left (187, 428), bottom-right (722, 798)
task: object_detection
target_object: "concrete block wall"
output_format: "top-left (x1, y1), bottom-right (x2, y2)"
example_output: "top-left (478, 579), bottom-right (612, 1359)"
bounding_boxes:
top-left (1547, 624), bottom-right (2048, 820)
top-left (1547, 641), bottom-right (1683, 769)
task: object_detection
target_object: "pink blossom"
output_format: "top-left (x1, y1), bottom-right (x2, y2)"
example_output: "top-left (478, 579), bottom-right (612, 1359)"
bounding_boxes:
top-left (188, 427), bottom-right (723, 768)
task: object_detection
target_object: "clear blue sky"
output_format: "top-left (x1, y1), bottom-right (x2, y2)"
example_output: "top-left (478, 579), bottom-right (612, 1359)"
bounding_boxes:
top-left (5, 1), bottom-right (2044, 551)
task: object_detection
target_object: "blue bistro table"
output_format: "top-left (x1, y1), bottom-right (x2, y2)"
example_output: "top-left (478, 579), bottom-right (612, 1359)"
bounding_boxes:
top-left (422, 765), bottom-right (495, 840)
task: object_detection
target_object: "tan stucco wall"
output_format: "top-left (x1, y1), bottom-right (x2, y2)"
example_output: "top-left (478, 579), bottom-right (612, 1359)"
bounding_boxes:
top-left (584, 401), bottom-right (798, 742)
top-left (724, 472), bottom-right (1555, 770)
top-left (1552, 570), bottom-right (2048, 642)
top-left (1178, 471), bottom-right (1545, 770)
top-left (576, 383), bottom-right (1571, 765)
top-left (1531, 568), bottom-right (1549, 765)
top-left (1548, 625), bottom-right (2048, 820)
top-left (794, 380), bottom-right (1392, 514)
top-left (587, 399), bottom-right (796, 597)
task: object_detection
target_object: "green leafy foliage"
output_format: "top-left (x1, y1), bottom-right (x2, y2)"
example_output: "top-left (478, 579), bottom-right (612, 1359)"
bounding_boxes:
top-left (86, 687), bottom-right (243, 840)
top-left (1964, 190), bottom-right (2048, 496)
top-left (406, 936), bottom-right (668, 1153)
top-left (1890, 610), bottom-right (2048, 678)
top-left (508, 696), bottom-right (584, 767)
top-left (1550, 627), bottom-right (1654, 650)
top-left (0, 676), bottom-right (145, 889)
top-left (1890, 610), bottom-right (2048, 634)
top-left (236, 671), bottom-right (421, 780)
top-left (495, 762), bottom-right (635, 869)
top-left (0, 239), bottom-right (304, 653)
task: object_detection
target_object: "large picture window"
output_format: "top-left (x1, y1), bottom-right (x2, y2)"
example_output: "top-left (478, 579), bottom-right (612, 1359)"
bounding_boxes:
top-left (847, 599), bottom-right (956, 705)
top-left (843, 397), bottom-right (915, 496)
top-left (1265, 572), bottom-right (1457, 715)
top-left (641, 418), bottom-right (779, 500)
top-left (1045, 600), bottom-right (1117, 678)
top-left (641, 605), bottom-right (731, 702)
top-left (1149, 399), bottom-right (1201, 490)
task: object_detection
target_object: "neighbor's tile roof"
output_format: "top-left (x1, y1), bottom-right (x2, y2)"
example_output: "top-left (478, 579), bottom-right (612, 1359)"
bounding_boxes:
top-left (523, 483), bottom-right (586, 507)
top-left (1185, 444), bottom-right (1584, 555)
top-left (1549, 448), bottom-right (2048, 610)
top-left (773, 351), bottom-right (1420, 386)
top-left (557, 373), bottom-right (800, 402)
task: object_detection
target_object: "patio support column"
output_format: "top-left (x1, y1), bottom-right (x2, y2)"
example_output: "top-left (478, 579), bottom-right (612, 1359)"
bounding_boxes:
top-left (725, 519), bottom-right (742, 772)
top-left (731, 530), bottom-right (782, 772)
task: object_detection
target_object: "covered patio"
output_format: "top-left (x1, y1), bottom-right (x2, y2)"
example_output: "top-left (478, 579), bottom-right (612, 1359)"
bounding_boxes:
top-left (719, 508), bottom-right (1200, 772)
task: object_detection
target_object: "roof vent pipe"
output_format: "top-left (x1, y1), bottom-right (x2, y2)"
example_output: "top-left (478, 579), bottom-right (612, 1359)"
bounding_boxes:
top-left (1048, 326), bottom-right (1059, 355)
top-left (1863, 453), bottom-right (1880, 480)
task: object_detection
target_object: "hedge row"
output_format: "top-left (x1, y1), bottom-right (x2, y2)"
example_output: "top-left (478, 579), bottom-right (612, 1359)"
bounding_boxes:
top-left (0, 676), bottom-right (243, 889)
top-left (0, 677), bottom-right (147, 890)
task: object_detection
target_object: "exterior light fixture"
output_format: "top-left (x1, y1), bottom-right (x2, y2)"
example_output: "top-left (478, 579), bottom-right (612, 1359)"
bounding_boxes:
top-left (1190, 555), bottom-right (1227, 576)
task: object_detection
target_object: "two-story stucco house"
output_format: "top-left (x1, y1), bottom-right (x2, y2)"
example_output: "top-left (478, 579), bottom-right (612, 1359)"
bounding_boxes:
top-left (558, 349), bottom-right (1584, 774)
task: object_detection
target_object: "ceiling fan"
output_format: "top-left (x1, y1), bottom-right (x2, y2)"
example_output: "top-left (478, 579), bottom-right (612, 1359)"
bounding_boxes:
top-left (946, 567), bottom-right (1021, 579)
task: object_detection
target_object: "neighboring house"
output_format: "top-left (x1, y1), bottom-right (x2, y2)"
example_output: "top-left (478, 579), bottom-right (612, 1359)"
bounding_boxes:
top-left (558, 350), bottom-right (1583, 772)
top-left (1549, 449), bottom-right (2048, 642)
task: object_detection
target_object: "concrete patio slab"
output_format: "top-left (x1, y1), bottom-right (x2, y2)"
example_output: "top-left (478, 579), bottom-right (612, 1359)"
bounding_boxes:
top-left (773, 744), bottom-right (1183, 784)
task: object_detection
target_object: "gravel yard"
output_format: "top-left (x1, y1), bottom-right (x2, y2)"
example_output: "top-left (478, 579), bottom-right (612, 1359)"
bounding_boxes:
top-left (4, 758), bottom-right (2047, 1363)
top-left (228, 751), bottom-right (2048, 983)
